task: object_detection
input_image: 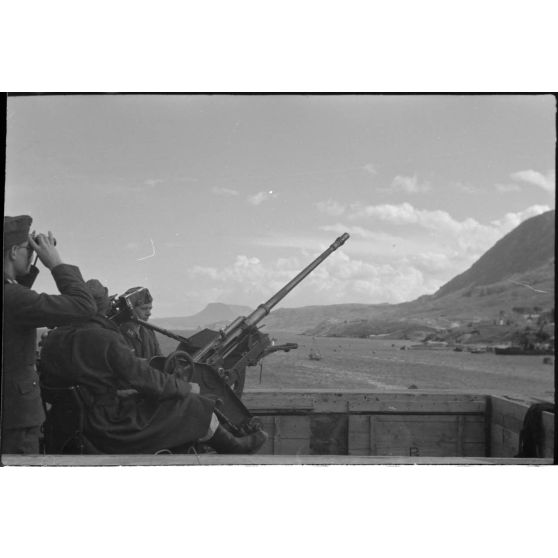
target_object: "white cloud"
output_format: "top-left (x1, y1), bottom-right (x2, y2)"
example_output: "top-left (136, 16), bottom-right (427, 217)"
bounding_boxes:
top-left (391, 175), bottom-right (431, 193)
top-left (349, 201), bottom-right (420, 224)
top-left (315, 199), bottom-right (346, 216)
top-left (495, 183), bottom-right (521, 193)
top-left (342, 200), bottom-right (552, 273)
top-left (211, 186), bottom-right (239, 197)
top-left (189, 254), bottom-right (291, 298)
top-left (144, 178), bottom-right (164, 188)
top-left (186, 203), bottom-right (552, 307)
top-left (247, 190), bottom-right (279, 206)
top-left (490, 205), bottom-right (551, 231)
top-left (451, 181), bottom-right (478, 193)
top-left (510, 169), bottom-right (555, 193)
top-left (363, 163), bottom-right (377, 175)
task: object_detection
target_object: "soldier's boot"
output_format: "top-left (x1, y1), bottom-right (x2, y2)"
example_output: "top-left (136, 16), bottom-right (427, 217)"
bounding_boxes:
top-left (207, 425), bottom-right (268, 454)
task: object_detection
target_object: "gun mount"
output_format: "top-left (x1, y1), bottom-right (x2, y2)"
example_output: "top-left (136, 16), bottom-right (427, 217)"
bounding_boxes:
top-left (137, 233), bottom-right (350, 435)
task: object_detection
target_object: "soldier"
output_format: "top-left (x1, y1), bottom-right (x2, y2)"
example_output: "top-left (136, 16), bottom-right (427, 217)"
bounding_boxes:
top-left (39, 279), bottom-right (268, 454)
top-left (118, 286), bottom-right (162, 361)
top-left (2, 215), bottom-right (97, 454)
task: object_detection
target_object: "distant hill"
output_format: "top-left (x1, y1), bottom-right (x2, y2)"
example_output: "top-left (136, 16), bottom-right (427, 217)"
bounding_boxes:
top-left (152, 210), bottom-right (555, 340)
top-left (152, 302), bottom-right (253, 330)
top-left (434, 209), bottom-right (555, 298)
top-left (261, 210), bottom-right (555, 335)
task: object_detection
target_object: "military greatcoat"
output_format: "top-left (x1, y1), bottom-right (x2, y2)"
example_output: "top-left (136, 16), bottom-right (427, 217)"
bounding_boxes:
top-left (2, 265), bottom-right (97, 436)
top-left (39, 316), bottom-right (215, 453)
top-left (119, 322), bottom-right (162, 360)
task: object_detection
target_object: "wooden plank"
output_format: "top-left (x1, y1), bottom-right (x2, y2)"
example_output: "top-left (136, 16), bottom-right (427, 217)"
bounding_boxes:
top-left (490, 396), bottom-right (530, 432)
top-left (348, 415), bottom-right (369, 455)
top-left (490, 397), bottom-right (555, 458)
top-left (491, 423), bottom-right (520, 457)
top-left (349, 414), bottom-right (370, 433)
top-left (309, 415), bottom-right (348, 455)
top-left (348, 414), bottom-right (485, 457)
top-left (372, 416), bottom-right (486, 457)
top-left (3, 454), bottom-right (552, 466)
top-left (456, 415), bottom-right (465, 456)
top-left (243, 391), bottom-right (315, 412)
top-left (369, 415), bottom-right (376, 456)
top-left (373, 443), bottom-right (460, 457)
top-left (244, 390), bottom-right (488, 414)
top-left (272, 416), bottom-right (280, 455)
top-left (275, 438), bottom-right (311, 455)
top-left (461, 442), bottom-right (487, 458)
top-left (348, 400), bottom-right (485, 414)
top-left (541, 411), bottom-right (555, 458)
top-left (276, 415), bottom-right (310, 439)
top-left (461, 418), bottom-right (486, 445)
top-left (245, 389), bottom-right (488, 400)
top-left (373, 420), bottom-right (458, 443)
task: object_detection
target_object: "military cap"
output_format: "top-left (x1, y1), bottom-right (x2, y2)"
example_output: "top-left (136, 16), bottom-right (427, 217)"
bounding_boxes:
top-left (4, 215), bottom-right (32, 250)
top-left (85, 279), bottom-right (109, 308)
top-left (123, 286), bottom-right (153, 306)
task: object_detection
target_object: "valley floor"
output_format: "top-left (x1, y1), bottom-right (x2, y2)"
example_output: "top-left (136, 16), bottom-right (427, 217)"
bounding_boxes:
top-left (245, 332), bottom-right (555, 401)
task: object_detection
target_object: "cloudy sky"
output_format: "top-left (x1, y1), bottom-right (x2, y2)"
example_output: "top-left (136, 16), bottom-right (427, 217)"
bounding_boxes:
top-left (5, 94), bottom-right (555, 318)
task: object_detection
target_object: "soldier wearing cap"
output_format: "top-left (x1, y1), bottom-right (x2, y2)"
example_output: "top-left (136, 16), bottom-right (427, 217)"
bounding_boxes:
top-left (118, 286), bottom-right (162, 361)
top-left (2, 215), bottom-right (97, 454)
top-left (39, 279), bottom-right (268, 455)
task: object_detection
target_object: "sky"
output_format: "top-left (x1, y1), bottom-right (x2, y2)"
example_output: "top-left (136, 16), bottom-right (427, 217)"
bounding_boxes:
top-left (4, 94), bottom-right (556, 318)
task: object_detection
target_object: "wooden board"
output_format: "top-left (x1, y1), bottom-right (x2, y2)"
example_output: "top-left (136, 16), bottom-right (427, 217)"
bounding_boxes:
top-left (489, 395), bottom-right (555, 458)
top-left (490, 396), bottom-right (529, 433)
top-left (541, 411), bottom-right (555, 458)
top-left (490, 423), bottom-right (520, 458)
top-left (244, 390), bottom-right (487, 415)
top-left (257, 415), bottom-right (312, 455)
top-left (348, 414), bottom-right (485, 457)
top-left (3, 454), bottom-right (552, 466)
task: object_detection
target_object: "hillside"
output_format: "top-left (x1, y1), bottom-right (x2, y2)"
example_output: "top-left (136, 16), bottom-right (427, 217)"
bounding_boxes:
top-left (152, 210), bottom-right (555, 341)
top-left (261, 210), bottom-right (555, 336)
top-left (435, 209), bottom-right (555, 297)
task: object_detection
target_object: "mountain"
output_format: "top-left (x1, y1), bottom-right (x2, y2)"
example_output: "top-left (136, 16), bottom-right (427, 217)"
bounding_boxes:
top-left (152, 210), bottom-right (555, 338)
top-left (262, 210), bottom-right (555, 335)
top-left (152, 302), bottom-right (253, 330)
top-left (434, 209), bottom-right (555, 298)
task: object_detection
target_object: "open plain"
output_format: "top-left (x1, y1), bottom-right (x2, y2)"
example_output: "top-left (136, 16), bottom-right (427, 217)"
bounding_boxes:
top-left (158, 331), bottom-right (555, 400)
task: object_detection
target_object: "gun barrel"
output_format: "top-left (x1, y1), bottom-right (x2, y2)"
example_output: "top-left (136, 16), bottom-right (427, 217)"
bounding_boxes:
top-left (193, 233), bottom-right (350, 363)
top-left (243, 232), bottom-right (350, 327)
top-left (135, 318), bottom-right (192, 346)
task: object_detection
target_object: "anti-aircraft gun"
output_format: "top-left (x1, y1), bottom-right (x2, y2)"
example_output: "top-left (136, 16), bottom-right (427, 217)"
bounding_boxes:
top-left (111, 233), bottom-right (350, 436)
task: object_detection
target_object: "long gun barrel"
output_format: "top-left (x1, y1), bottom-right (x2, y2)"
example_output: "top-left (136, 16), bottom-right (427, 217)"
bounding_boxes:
top-left (194, 232), bottom-right (350, 364)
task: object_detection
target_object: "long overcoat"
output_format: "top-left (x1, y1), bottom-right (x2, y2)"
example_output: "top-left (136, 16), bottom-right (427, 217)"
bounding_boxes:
top-left (119, 322), bottom-right (162, 360)
top-left (2, 264), bottom-right (97, 431)
top-left (39, 316), bottom-right (215, 453)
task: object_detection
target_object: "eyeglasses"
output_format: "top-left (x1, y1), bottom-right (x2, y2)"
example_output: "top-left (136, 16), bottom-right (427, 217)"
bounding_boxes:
top-left (17, 244), bottom-right (34, 254)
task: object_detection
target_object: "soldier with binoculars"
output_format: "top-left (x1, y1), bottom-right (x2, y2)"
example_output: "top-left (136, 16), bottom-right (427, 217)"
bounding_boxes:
top-left (2, 215), bottom-right (97, 454)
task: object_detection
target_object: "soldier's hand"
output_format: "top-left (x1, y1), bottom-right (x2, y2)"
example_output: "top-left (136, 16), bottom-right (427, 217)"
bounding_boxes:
top-left (189, 382), bottom-right (201, 394)
top-left (28, 231), bottom-right (63, 270)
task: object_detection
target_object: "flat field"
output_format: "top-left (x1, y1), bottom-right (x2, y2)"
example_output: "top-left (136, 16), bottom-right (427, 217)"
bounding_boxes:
top-left (157, 330), bottom-right (555, 400)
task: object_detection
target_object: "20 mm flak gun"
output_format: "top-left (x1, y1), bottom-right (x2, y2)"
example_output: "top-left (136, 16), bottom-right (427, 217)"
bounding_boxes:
top-left (118, 233), bottom-right (350, 436)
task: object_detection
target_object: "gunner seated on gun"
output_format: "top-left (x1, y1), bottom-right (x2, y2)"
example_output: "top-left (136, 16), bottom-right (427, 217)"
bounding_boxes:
top-left (118, 286), bottom-right (162, 361)
top-left (39, 279), bottom-right (268, 455)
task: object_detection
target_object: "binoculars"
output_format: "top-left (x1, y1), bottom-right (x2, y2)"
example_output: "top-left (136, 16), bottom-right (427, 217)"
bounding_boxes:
top-left (32, 233), bottom-right (57, 246)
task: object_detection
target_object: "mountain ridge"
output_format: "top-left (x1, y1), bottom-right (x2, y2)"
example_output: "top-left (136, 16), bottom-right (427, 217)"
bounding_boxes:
top-left (152, 210), bottom-right (555, 335)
